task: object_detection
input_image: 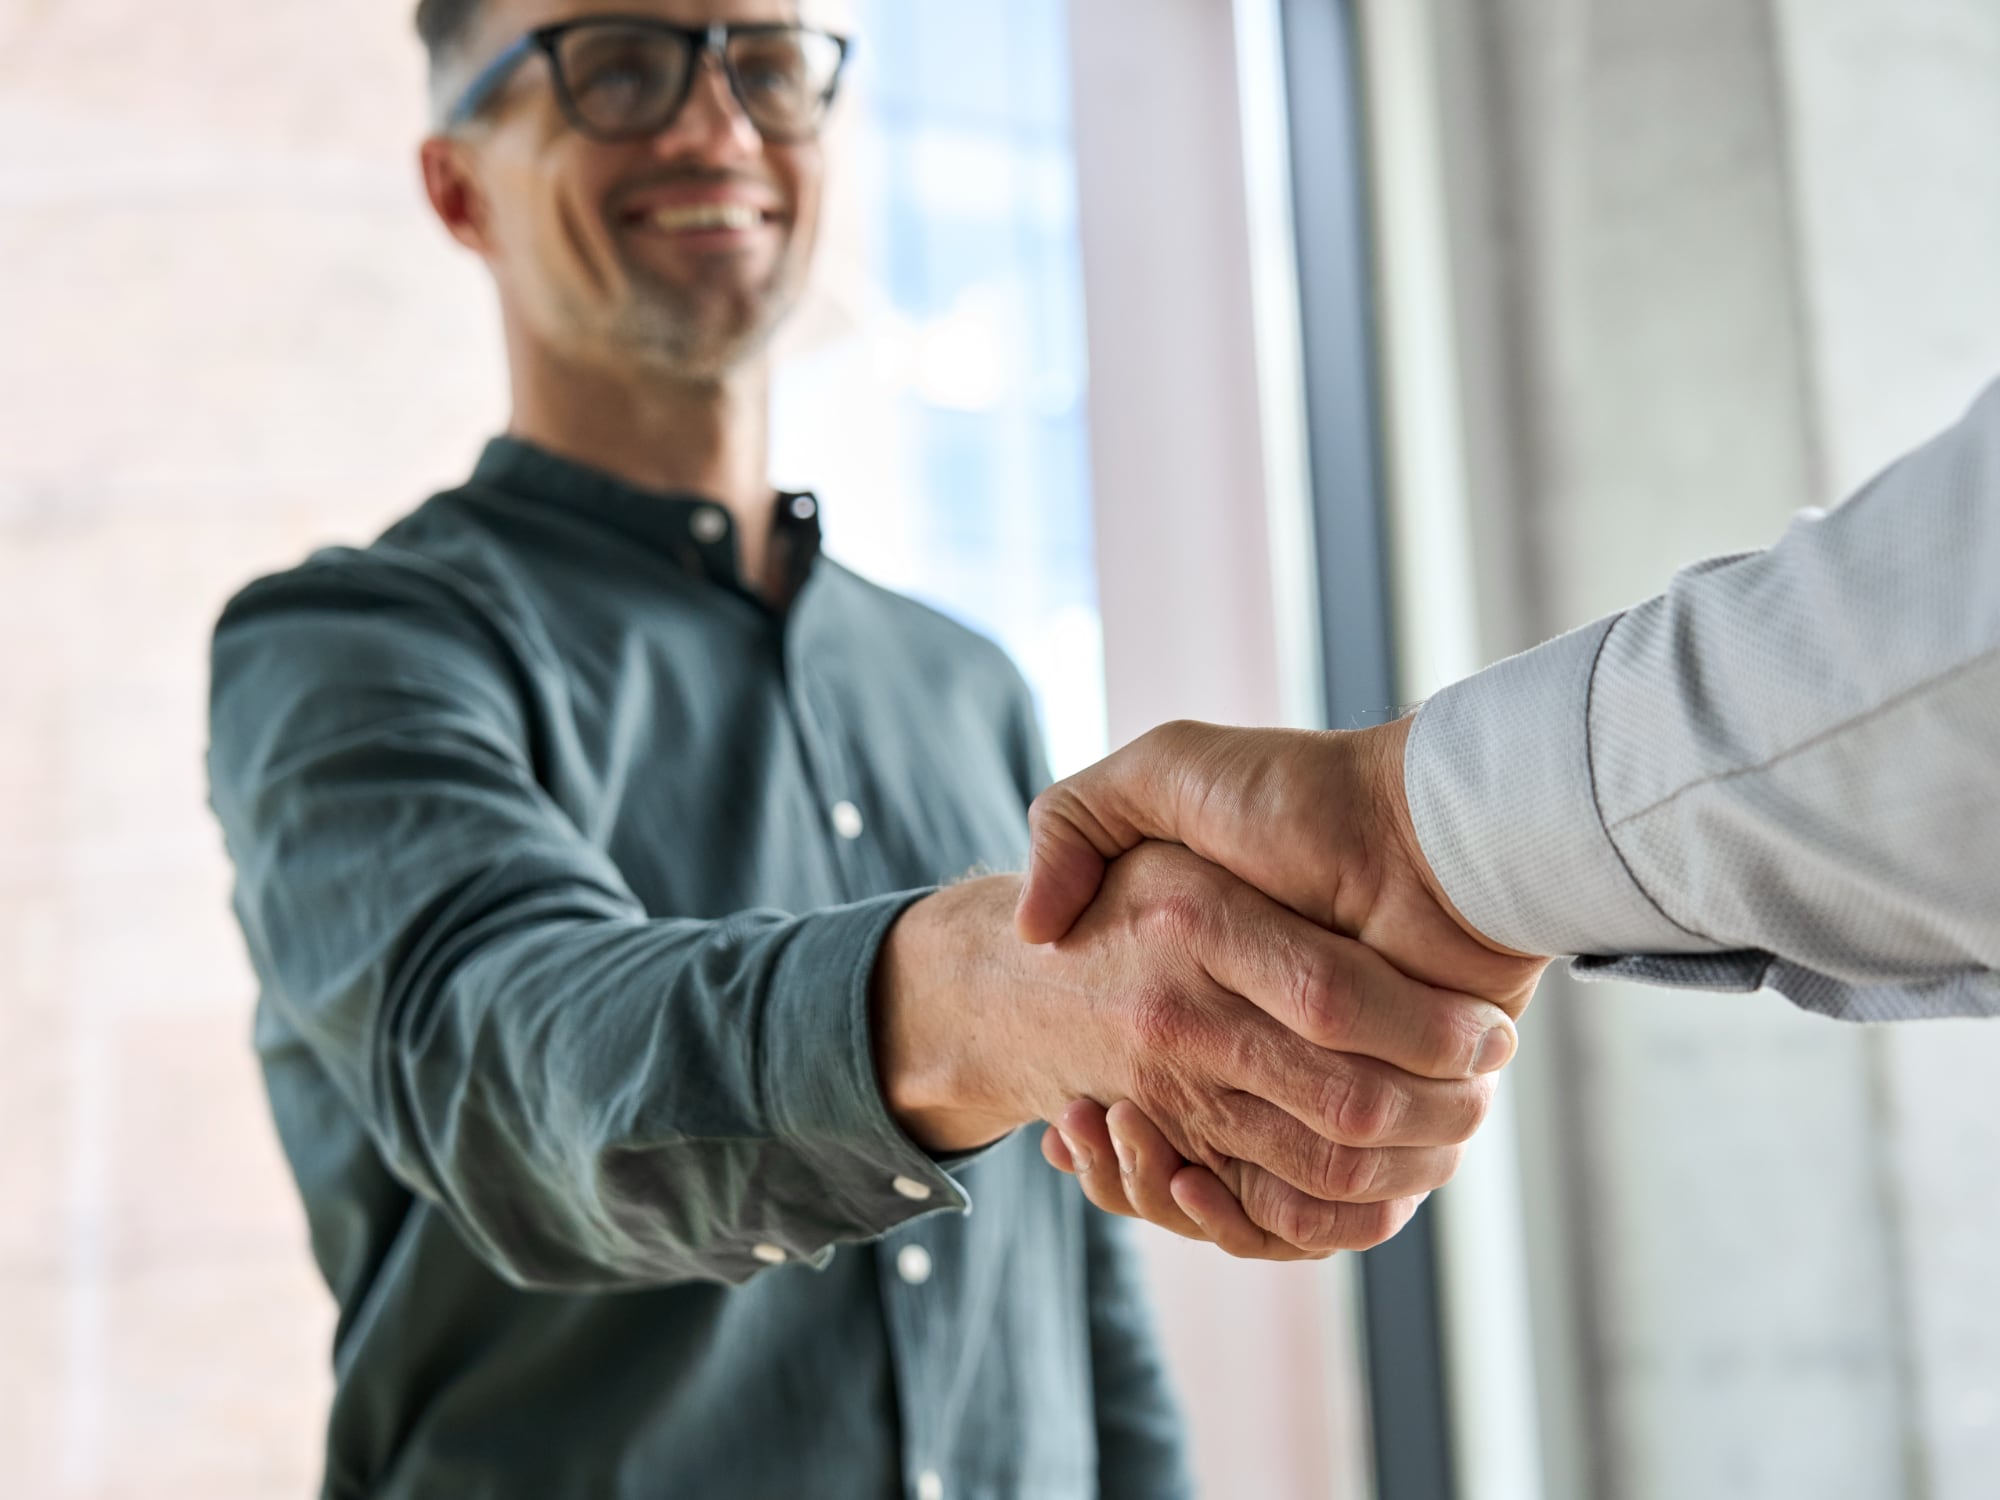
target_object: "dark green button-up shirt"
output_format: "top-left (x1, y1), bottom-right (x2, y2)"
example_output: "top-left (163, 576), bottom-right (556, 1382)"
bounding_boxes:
top-left (206, 439), bottom-right (1191, 1500)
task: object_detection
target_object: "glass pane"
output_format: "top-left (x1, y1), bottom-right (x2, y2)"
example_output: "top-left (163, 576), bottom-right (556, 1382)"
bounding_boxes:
top-left (773, 0), bottom-right (1105, 777)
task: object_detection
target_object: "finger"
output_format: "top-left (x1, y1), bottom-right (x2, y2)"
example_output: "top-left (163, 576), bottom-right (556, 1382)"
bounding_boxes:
top-left (1040, 1124), bottom-right (1076, 1174)
top-left (1167, 1164), bottom-right (1328, 1262)
top-left (1193, 880), bottom-right (1519, 1082)
top-left (1015, 788), bottom-right (1118, 946)
top-left (1205, 1092), bottom-right (1465, 1204)
top-left (1015, 722), bottom-right (1221, 945)
top-left (1231, 1032), bottom-right (1500, 1151)
top-left (1104, 1101), bottom-right (1210, 1241)
top-left (1240, 1163), bottom-right (1429, 1254)
top-left (1055, 1100), bottom-right (1141, 1222)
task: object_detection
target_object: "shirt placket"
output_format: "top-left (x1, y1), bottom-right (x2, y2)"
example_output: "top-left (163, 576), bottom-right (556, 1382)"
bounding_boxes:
top-left (780, 603), bottom-right (956, 1500)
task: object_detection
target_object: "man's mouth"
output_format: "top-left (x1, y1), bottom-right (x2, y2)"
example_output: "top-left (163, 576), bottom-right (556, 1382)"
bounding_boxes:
top-left (640, 203), bottom-right (772, 234)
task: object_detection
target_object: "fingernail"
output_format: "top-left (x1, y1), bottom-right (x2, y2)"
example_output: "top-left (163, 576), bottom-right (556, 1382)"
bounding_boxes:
top-left (1472, 1026), bottom-right (1516, 1075)
top-left (1111, 1131), bottom-right (1135, 1179)
top-left (1175, 1188), bottom-right (1208, 1230)
top-left (1059, 1129), bottom-right (1091, 1174)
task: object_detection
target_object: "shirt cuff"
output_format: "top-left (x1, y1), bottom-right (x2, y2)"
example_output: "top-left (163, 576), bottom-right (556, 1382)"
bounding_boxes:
top-left (1404, 615), bottom-right (1701, 959)
top-left (757, 891), bottom-right (976, 1264)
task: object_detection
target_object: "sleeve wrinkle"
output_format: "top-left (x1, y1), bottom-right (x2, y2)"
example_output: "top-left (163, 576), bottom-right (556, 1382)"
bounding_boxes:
top-left (1603, 641), bottom-right (2000, 835)
top-left (1584, 612), bottom-right (1723, 952)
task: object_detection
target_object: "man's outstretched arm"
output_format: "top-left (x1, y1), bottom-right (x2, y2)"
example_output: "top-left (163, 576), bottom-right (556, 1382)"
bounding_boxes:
top-left (1021, 378), bottom-right (2000, 1246)
top-left (1022, 377), bottom-right (2000, 1014)
top-left (212, 553), bottom-right (1517, 1286)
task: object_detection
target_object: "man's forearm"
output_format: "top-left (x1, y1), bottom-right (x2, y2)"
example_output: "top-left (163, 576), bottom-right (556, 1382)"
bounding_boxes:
top-left (871, 875), bottom-right (1043, 1153)
top-left (879, 841), bottom-right (1523, 1261)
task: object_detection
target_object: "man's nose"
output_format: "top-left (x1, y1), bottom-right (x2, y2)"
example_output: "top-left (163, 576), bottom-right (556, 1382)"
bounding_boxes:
top-left (653, 53), bottom-right (761, 161)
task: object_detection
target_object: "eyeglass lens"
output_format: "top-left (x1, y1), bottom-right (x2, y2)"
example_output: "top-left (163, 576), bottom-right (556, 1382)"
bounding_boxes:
top-left (552, 24), bottom-right (844, 142)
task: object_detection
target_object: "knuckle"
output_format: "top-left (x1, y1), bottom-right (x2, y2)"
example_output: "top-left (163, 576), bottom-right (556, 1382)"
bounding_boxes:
top-left (1273, 1207), bottom-right (1319, 1252)
top-left (1445, 1076), bottom-right (1498, 1145)
top-left (1142, 887), bottom-right (1209, 952)
top-left (1292, 943), bottom-right (1356, 1048)
top-left (1318, 1061), bottom-right (1399, 1146)
top-left (1244, 1170), bottom-right (1341, 1254)
top-left (1264, 1186), bottom-right (1324, 1252)
top-left (1293, 1198), bottom-right (1358, 1255)
top-left (1128, 987), bottom-right (1198, 1057)
top-left (1311, 1140), bottom-right (1381, 1202)
top-left (1025, 784), bottom-right (1056, 825)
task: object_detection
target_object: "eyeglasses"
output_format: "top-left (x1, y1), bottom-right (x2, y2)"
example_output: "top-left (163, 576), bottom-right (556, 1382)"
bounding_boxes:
top-left (445, 17), bottom-right (851, 144)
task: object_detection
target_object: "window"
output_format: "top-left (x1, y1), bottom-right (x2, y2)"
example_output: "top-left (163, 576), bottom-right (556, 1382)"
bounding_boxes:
top-left (773, 0), bottom-right (1107, 777)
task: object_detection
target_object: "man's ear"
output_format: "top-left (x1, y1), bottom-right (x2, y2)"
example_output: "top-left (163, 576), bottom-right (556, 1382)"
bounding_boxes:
top-left (419, 137), bottom-right (495, 256)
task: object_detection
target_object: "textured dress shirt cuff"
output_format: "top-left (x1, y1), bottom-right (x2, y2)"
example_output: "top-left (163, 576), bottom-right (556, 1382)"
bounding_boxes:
top-left (1404, 616), bottom-right (1721, 960)
top-left (757, 890), bottom-right (976, 1268)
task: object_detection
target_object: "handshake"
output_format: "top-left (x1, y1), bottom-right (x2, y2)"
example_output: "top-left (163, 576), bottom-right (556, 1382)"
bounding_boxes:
top-left (873, 716), bottom-right (1550, 1263)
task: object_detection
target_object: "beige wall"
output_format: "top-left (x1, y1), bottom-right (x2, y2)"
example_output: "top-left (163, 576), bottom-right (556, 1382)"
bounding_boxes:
top-left (1418, 1), bottom-right (2000, 1496)
top-left (1, 6), bottom-right (487, 1496)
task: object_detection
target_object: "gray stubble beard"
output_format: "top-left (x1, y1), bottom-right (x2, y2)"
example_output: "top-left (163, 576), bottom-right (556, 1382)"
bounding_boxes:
top-left (595, 252), bottom-right (805, 384)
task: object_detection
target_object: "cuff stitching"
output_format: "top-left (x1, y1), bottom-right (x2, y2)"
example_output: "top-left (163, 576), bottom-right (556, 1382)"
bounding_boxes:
top-left (1583, 611), bottom-right (1725, 951)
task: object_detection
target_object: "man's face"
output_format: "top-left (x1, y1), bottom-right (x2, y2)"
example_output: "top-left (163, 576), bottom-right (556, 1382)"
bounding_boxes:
top-left (444, 0), bottom-right (828, 381)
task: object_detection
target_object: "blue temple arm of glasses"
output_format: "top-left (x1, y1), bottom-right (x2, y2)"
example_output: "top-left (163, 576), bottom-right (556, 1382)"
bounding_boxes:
top-left (445, 33), bottom-right (539, 130)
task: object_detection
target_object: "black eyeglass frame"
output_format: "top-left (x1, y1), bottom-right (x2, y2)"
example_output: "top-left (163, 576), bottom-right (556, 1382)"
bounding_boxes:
top-left (443, 16), bottom-right (853, 144)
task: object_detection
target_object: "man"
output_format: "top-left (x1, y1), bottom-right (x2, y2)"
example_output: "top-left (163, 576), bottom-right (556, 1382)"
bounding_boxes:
top-left (1019, 378), bottom-right (2000, 1255)
top-left (206, 2), bottom-right (1511, 1494)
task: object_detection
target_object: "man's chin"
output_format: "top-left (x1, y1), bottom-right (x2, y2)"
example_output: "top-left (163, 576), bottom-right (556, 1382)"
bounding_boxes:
top-left (610, 286), bottom-right (796, 380)
top-left (618, 318), bottom-right (780, 383)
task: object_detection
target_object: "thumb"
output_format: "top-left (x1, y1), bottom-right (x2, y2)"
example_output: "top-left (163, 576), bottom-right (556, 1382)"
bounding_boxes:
top-left (1014, 723), bottom-right (1211, 943)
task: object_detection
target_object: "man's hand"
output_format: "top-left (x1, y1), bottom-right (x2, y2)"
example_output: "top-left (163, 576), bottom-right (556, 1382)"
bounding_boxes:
top-left (1013, 719), bottom-right (1552, 1256)
top-left (872, 843), bottom-right (1519, 1256)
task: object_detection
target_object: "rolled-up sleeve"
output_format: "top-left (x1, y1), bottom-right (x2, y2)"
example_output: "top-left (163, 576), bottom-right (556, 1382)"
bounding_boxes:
top-left (208, 554), bottom-right (962, 1292)
top-left (1406, 380), bottom-right (2000, 1022)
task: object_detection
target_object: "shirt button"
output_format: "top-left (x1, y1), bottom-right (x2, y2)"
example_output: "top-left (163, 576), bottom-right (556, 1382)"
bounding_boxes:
top-left (789, 494), bottom-right (819, 521)
top-left (916, 1471), bottom-right (944, 1500)
top-left (752, 1242), bottom-right (787, 1266)
top-left (690, 505), bottom-right (729, 544)
top-left (891, 1175), bottom-right (933, 1203)
top-left (897, 1244), bottom-right (933, 1286)
top-left (831, 800), bottom-right (865, 840)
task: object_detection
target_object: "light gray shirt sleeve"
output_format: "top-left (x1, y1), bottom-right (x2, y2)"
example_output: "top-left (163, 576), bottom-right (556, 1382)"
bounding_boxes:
top-left (1404, 380), bottom-right (2000, 1022)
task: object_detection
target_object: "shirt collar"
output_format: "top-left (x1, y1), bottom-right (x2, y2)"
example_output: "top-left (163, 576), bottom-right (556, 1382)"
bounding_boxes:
top-left (469, 436), bottom-right (824, 600)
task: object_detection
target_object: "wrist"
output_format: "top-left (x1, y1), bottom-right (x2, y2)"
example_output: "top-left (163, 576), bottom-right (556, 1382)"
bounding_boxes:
top-left (870, 876), bottom-right (1037, 1153)
top-left (1377, 712), bottom-right (1542, 963)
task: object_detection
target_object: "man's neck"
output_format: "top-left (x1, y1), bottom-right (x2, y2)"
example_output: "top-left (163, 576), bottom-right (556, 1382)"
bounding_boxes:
top-left (507, 340), bottom-right (783, 595)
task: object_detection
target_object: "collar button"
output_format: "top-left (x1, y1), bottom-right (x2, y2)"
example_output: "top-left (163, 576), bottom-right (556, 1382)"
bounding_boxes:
top-left (690, 506), bottom-right (729, 544)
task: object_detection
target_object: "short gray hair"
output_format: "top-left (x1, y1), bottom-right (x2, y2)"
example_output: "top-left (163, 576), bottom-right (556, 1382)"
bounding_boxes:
top-left (416, 0), bottom-right (488, 127)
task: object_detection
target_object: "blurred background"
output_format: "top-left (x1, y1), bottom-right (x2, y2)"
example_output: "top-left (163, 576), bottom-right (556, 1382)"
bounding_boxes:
top-left (4, 0), bottom-right (2000, 1497)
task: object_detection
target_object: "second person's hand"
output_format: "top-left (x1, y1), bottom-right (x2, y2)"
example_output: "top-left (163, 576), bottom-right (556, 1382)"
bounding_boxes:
top-left (1015, 719), bottom-right (1551, 1256)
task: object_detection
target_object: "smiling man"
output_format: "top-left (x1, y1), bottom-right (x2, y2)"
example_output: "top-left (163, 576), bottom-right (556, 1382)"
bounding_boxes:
top-left (204, 2), bottom-right (1519, 1496)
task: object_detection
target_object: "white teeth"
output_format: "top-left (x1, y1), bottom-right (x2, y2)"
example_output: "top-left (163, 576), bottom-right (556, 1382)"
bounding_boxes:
top-left (650, 203), bottom-right (763, 232)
